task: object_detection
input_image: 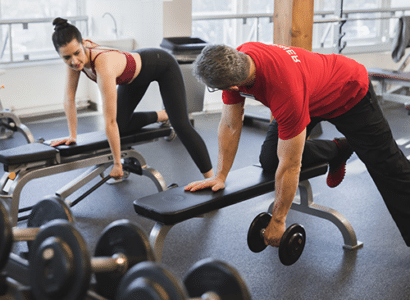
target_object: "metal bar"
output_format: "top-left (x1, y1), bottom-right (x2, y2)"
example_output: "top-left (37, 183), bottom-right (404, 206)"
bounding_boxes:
top-left (314, 16), bottom-right (403, 24)
top-left (1, 31), bottom-right (8, 59)
top-left (0, 16), bottom-right (88, 25)
top-left (55, 164), bottom-right (110, 200)
top-left (13, 227), bottom-right (40, 241)
top-left (193, 12), bottom-right (274, 21)
top-left (294, 181), bottom-right (363, 250)
top-left (4, 253), bottom-right (29, 286)
top-left (194, 13), bottom-right (406, 24)
top-left (149, 223), bottom-right (173, 262)
top-left (192, 7), bottom-right (410, 21)
top-left (8, 24), bottom-right (12, 63)
top-left (256, 18), bottom-right (260, 42)
top-left (320, 23), bottom-right (333, 48)
top-left (0, 16), bottom-right (88, 64)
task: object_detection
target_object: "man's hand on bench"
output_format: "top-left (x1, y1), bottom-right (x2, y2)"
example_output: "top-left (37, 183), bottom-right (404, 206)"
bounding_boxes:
top-left (184, 176), bottom-right (226, 192)
top-left (50, 136), bottom-right (76, 147)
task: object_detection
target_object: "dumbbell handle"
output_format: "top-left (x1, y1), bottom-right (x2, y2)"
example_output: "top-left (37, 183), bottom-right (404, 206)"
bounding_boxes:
top-left (42, 249), bottom-right (129, 275)
top-left (12, 227), bottom-right (40, 241)
top-left (91, 253), bottom-right (128, 275)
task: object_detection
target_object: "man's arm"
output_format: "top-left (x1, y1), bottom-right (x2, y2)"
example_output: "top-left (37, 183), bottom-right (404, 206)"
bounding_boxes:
top-left (185, 101), bottom-right (244, 192)
top-left (263, 128), bottom-right (306, 247)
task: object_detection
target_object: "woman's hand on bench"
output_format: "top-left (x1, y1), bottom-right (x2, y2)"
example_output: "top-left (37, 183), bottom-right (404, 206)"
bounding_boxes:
top-left (50, 136), bottom-right (76, 147)
top-left (184, 176), bottom-right (225, 192)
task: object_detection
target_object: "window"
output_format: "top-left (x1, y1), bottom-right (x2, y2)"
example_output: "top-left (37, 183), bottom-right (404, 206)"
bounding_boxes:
top-left (192, 0), bottom-right (273, 46)
top-left (192, 0), bottom-right (410, 54)
top-left (0, 0), bottom-right (86, 64)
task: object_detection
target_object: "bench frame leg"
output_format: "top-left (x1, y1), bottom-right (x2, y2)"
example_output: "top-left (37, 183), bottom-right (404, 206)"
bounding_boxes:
top-left (268, 179), bottom-right (363, 250)
top-left (0, 110), bottom-right (35, 144)
top-left (1, 149), bottom-right (167, 226)
top-left (149, 222), bottom-right (173, 262)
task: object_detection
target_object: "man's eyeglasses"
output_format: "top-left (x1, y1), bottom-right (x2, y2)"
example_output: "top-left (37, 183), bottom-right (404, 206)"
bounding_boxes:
top-left (207, 86), bottom-right (220, 93)
top-left (207, 86), bottom-right (231, 93)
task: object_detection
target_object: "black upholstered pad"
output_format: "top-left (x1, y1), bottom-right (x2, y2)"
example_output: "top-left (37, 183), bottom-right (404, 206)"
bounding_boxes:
top-left (0, 143), bottom-right (56, 166)
top-left (45, 125), bottom-right (172, 157)
top-left (367, 68), bottom-right (410, 81)
top-left (133, 163), bottom-right (328, 225)
top-left (0, 125), bottom-right (171, 166)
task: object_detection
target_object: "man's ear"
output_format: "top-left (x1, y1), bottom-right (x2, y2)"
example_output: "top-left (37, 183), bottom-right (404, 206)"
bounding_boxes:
top-left (229, 86), bottom-right (240, 91)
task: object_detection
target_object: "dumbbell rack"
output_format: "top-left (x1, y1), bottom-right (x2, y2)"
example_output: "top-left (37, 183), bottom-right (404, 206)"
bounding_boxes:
top-left (1, 217), bottom-right (155, 300)
top-left (2, 253), bottom-right (117, 299)
top-left (0, 70), bottom-right (36, 144)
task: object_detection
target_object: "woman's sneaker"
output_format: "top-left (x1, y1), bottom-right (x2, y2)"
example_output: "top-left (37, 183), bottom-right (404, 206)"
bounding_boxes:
top-left (161, 120), bottom-right (176, 142)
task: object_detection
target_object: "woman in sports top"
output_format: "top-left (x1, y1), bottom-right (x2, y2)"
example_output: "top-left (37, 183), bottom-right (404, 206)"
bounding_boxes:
top-left (51, 17), bottom-right (214, 180)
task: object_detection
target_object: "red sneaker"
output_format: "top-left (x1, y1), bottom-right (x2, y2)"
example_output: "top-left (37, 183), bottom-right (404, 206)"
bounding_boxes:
top-left (326, 138), bottom-right (353, 188)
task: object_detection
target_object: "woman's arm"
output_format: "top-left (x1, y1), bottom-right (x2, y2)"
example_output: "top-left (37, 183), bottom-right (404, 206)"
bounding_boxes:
top-left (64, 66), bottom-right (80, 140)
top-left (50, 66), bottom-right (80, 146)
top-left (94, 52), bottom-right (125, 179)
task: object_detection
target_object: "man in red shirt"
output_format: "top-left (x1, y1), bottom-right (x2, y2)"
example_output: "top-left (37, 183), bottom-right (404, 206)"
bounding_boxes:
top-left (185, 42), bottom-right (410, 249)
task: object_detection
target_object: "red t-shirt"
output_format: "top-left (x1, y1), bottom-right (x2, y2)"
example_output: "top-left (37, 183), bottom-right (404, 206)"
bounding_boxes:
top-left (222, 42), bottom-right (369, 140)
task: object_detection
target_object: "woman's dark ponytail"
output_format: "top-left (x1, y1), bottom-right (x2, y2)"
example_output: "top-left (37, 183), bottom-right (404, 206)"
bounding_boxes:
top-left (53, 17), bottom-right (70, 31)
top-left (52, 17), bottom-right (83, 52)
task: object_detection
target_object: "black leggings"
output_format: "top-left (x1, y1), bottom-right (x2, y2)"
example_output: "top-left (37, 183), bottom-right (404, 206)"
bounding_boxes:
top-left (116, 48), bottom-right (212, 174)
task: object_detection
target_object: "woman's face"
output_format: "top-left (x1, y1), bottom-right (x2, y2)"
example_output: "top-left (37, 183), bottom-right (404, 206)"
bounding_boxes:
top-left (58, 39), bottom-right (88, 71)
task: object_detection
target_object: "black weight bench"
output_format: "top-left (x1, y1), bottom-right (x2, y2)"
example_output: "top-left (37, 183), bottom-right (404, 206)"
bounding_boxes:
top-left (134, 163), bottom-right (363, 261)
top-left (0, 124), bottom-right (173, 226)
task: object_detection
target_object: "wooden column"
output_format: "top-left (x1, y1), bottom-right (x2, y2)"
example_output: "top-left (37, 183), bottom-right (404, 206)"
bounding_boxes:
top-left (272, 0), bottom-right (321, 134)
top-left (273, 0), bottom-right (314, 51)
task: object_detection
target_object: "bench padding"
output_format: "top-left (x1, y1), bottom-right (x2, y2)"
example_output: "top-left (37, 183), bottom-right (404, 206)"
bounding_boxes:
top-left (133, 163), bottom-right (328, 225)
top-left (0, 125), bottom-right (172, 166)
top-left (0, 143), bottom-right (56, 166)
top-left (368, 68), bottom-right (410, 81)
top-left (46, 126), bottom-right (172, 157)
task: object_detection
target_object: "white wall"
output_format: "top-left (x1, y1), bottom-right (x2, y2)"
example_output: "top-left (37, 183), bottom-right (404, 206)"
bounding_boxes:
top-left (1, 1), bottom-right (408, 118)
top-left (163, 0), bottom-right (192, 37)
top-left (86, 0), bottom-right (164, 49)
top-left (85, 0), bottom-right (193, 113)
top-left (347, 50), bottom-right (410, 70)
top-left (0, 61), bottom-right (89, 117)
top-left (85, 0), bottom-right (166, 113)
top-left (1, 0), bottom-right (169, 118)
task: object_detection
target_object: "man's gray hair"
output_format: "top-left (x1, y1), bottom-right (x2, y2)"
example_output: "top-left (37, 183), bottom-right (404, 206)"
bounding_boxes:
top-left (193, 44), bottom-right (250, 89)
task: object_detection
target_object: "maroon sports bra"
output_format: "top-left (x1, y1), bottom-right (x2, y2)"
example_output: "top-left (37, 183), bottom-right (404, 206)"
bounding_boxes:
top-left (82, 40), bottom-right (136, 85)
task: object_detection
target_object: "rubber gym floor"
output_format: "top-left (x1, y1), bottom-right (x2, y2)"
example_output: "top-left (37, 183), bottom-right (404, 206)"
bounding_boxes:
top-left (3, 100), bottom-right (410, 300)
